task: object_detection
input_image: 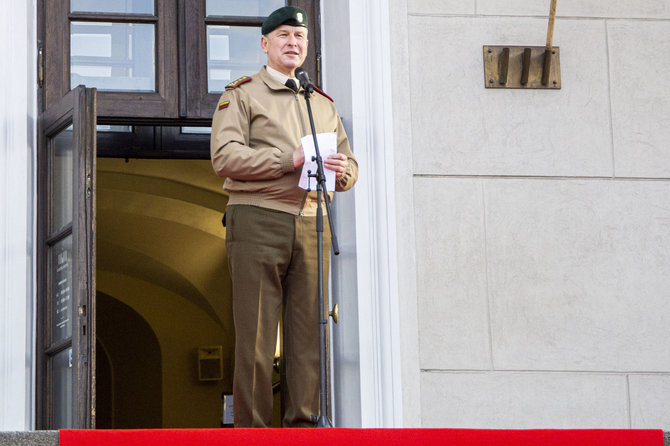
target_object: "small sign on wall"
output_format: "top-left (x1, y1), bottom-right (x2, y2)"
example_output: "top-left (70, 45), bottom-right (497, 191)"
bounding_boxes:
top-left (197, 345), bottom-right (223, 381)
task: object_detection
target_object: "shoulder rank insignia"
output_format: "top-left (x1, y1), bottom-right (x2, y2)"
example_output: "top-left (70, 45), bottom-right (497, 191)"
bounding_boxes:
top-left (225, 76), bottom-right (252, 90)
top-left (314, 86), bottom-right (333, 102)
top-left (218, 100), bottom-right (230, 110)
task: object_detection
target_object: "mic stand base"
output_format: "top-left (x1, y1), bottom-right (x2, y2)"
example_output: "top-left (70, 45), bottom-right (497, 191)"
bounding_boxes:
top-left (316, 414), bottom-right (333, 428)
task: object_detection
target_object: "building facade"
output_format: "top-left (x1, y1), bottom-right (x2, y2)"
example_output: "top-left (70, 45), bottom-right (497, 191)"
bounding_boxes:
top-left (1, 0), bottom-right (669, 431)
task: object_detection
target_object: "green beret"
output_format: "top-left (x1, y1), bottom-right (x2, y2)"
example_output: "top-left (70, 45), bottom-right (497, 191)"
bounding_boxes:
top-left (262, 6), bottom-right (308, 35)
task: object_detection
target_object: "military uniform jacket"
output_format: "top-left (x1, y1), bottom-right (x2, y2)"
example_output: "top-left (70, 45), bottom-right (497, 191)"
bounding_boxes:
top-left (210, 66), bottom-right (358, 216)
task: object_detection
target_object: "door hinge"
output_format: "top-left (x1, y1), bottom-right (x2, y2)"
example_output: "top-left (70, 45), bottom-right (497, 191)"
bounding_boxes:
top-left (37, 45), bottom-right (44, 88)
top-left (86, 174), bottom-right (92, 197)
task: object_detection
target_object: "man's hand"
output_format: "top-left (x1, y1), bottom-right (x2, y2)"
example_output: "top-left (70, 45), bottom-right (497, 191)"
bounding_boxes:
top-left (324, 153), bottom-right (349, 179)
top-left (293, 145), bottom-right (305, 169)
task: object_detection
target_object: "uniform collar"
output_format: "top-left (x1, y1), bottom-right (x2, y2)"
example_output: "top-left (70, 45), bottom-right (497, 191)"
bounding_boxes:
top-left (264, 65), bottom-right (300, 91)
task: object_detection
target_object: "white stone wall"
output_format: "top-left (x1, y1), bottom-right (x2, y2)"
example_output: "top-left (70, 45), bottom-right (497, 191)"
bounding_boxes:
top-left (0, 0), bottom-right (37, 430)
top-left (392, 0), bottom-right (670, 429)
top-left (324, 0), bottom-right (407, 428)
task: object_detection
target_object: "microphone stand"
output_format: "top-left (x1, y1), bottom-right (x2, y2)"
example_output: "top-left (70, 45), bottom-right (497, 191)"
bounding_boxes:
top-left (300, 78), bottom-right (339, 428)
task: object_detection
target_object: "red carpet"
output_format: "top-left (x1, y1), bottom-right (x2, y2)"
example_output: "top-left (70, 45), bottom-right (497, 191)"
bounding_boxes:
top-left (60, 428), bottom-right (664, 446)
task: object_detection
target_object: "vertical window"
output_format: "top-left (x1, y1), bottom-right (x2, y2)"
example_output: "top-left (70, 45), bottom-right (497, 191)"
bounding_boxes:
top-left (69, 2), bottom-right (157, 92)
top-left (70, 22), bottom-right (156, 92)
top-left (205, 0), bottom-right (285, 92)
top-left (206, 25), bottom-right (264, 93)
top-left (43, 0), bottom-right (177, 118)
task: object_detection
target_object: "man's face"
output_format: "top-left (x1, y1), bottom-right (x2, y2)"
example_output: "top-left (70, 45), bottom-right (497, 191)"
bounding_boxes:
top-left (261, 25), bottom-right (308, 76)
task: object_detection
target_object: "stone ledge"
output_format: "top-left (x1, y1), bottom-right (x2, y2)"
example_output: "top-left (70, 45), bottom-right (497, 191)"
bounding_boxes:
top-left (0, 432), bottom-right (58, 446)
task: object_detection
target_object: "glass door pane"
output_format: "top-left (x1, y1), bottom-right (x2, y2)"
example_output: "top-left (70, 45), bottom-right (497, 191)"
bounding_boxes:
top-left (52, 128), bottom-right (74, 233)
top-left (52, 348), bottom-right (74, 429)
top-left (51, 235), bottom-right (73, 343)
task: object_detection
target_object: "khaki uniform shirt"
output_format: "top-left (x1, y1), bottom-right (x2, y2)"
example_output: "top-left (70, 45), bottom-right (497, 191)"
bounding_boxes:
top-left (210, 66), bottom-right (358, 216)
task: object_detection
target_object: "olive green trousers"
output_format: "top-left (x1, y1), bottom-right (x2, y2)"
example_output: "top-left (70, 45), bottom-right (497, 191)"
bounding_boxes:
top-left (225, 205), bottom-right (330, 427)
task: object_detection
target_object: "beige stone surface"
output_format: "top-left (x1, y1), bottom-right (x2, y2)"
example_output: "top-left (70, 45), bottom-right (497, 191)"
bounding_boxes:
top-left (629, 375), bottom-right (670, 428)
top-left (477, 0), bottom-right (670, 19)
top-left (421, 371), bottom-right (628, 428)
top-left (414, 178), bottom-right (491, 370)
top-left (408, 0), bottom-right (475, 15)
top-left (408, 16), bottom-right (613, 177)
top-left (484, 179), bottom-right (670, 371)
top-left (609, 21), bottom-right (670, 178)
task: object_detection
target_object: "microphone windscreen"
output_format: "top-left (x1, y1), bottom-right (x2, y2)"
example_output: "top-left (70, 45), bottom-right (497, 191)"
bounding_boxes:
top-left (295, 67), bottom-right (313, 89)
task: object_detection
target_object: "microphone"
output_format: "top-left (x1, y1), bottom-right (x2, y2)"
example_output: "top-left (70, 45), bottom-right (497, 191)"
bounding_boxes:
top-left (295, 67), bottom-right (314, 93)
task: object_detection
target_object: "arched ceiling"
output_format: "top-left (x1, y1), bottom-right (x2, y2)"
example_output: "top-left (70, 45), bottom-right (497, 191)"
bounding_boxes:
top-left (96, 158), bottom-right (231, 330)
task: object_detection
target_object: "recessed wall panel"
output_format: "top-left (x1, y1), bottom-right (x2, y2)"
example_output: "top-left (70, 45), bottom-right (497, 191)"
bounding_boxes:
top-left (414, 178), bottom-right (490, 370)
top-left (484, 179), bottom-right (670, 371)
top-left (421, 372), bottom-right (628, 428)
top-left (408, 17), bottom-right (612, 177)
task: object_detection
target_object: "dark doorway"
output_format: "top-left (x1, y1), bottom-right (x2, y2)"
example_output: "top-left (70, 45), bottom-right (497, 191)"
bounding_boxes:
top-left (95, 155), bottom-right (235, 428)
top-left (96, 293), bottom-right (162, 428)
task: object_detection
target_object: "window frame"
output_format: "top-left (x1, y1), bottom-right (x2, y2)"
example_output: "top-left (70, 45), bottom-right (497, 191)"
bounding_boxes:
top-left (96, 126), bottom-right (211, 159)
top-left (182, 0), bottom-right (321, 119)
top-left (41, 0), bottom-right (320, 124)
top-left (42, 0), bottom-right (179, 120)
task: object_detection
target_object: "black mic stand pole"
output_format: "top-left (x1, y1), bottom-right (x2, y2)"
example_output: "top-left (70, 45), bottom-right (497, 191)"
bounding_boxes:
top-left (301, 80), bottom-right (339, 428)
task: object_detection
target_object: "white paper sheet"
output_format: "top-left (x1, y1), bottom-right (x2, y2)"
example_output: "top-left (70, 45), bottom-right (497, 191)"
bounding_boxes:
top-left (299, 132), bottom-right (337, 191)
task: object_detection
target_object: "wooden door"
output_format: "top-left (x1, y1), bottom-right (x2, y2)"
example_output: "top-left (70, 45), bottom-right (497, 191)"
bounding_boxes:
top-left (37, 85), bottom-right (97, 429)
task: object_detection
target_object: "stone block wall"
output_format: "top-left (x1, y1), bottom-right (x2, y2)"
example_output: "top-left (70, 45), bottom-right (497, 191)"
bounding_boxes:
top-left (396, 0), bottom-right (670, 429)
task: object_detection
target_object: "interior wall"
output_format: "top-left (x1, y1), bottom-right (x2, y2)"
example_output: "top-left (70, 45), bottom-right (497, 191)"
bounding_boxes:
top-left (96, 158), bottom-right (233, 428)
top-left (391, 0), bottom-right (670, 429)
top-left (95, 340), bottom-right (113, 428)
top-left (97, 272), bottom-right (230, 427)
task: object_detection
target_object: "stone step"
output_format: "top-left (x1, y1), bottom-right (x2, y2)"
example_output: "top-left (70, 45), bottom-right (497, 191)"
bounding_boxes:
top-left (0, 432), bottom-right (57, 446)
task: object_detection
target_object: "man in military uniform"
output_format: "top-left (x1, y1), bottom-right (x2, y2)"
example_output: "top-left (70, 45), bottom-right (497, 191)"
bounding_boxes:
top-left (210, 6), bottom-right (358, 428)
